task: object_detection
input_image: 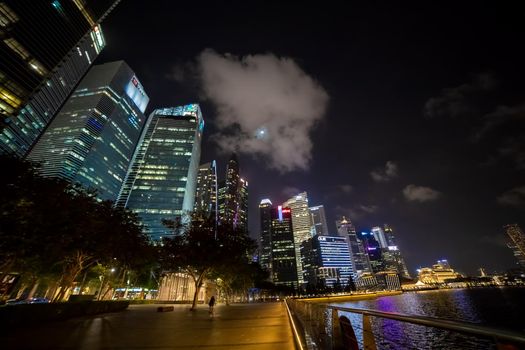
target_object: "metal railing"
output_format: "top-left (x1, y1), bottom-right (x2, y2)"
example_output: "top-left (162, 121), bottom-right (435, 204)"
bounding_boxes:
top-left (286, 298), bottom-right (525, 350)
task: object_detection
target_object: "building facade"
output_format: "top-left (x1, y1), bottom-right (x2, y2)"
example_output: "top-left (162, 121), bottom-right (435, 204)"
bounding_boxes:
top-left (194, 161), bottom-right (218, 220)
top-left (381, 224), bottom-right (411, 278)
top-left (283, 192), bottom-right (312, 286)
top-left (309, 205), bottom-right (329, 236)
top-left (505, 224), bottom-right (525, 268)
top-left (302, 235), bottom-right (353, 289)
top-left (217, 154), bottom-right (248, 231)
top-left (27, 61), bottom-right (148, 201)
top-left (117, 104), bottom-right (203, 241)
top-left (0, 0), bottom-right (120, 156)
top-left (270, 206), bottom-right (298, 289)
top-left (259, 199), bottom-right (273, 271)
top-left (336, 217), bottom-right (372, 278)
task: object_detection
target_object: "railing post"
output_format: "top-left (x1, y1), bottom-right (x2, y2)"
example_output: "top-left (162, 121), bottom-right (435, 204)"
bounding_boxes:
top-left (362, 314), bottom-right (377, 350)
top-left (331, 309), bottom-right (344, 349)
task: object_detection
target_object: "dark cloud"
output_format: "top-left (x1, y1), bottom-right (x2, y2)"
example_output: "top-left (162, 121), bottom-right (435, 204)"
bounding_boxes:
top-left (281, 186), bottom-right (302, 199)
top-left (497, 186), bottom-right (525, 207)
top-left (423, 73), bottom-right (496, 119)
top-left (336, 204), bottom-right (379, 221)
top-left (370, 161), bottom-right (398, 182)
top-left (403, 184), bottom-right (441, 202)
top-left (196, 49), bottom-right (329, 173)
top-left (473, 104), bottom-right (525, 141)
top-left (339, 184), bottom-right (353, 194)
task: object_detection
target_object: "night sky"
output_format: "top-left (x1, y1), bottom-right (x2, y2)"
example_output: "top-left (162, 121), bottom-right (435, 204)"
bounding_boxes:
top-left (98, 1), bottom-right (525, 275)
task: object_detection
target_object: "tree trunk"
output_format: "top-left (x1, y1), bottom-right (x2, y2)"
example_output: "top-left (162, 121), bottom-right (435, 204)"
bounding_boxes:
top-left (190, 271), bottom-right (207, 311)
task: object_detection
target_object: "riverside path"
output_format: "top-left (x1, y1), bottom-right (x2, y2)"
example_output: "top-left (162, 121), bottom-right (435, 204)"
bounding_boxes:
top-left (1, 302), bottom-right (296, 349)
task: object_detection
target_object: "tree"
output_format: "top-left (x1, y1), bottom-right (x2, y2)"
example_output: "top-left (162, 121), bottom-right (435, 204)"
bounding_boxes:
top-left (160, 217), bottom-right (256, 310)
top-left (0, 155), bottom-right (153, 301)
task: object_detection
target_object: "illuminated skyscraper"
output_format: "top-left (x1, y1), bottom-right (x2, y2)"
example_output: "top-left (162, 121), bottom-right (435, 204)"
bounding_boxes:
top-left (309, 205), bottom-right (329, 236)
top-left (283, 191), bottom-right (312, 286)
top-left (117, 104), bottom-right (203, 241)
top-left (0, 0), bottom-right (120, 156)
top-left (194, 161), bottom-right (218, 220)
top-left (27, 61), bottom-right (148, 201)
top-left (505, 224), bottom-right (525, 268)
top-left (371, 226), bottom-right (388, 248)
top-left (218, 154), bottom-right (248, 231)
top-left (336, 217), bottom-right (371, 278)
top-left (382, 224), bottom-right (411, 278)
top-left (259, 199), bottom-right (273, 271)
top-left (301, 235), bottom-right (353, 289)
top-left (270, 206), bottom-right (298, 289)
top-left (359, 231), bottom-right (384, 273)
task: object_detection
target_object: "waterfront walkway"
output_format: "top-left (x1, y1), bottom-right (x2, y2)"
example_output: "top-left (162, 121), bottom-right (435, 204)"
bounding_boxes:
top-left (1, 302), bottom-right (296, 349)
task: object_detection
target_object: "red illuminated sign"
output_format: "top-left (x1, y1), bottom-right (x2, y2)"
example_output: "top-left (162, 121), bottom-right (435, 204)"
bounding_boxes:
top-left (281, 209), bottom-right (291, 213)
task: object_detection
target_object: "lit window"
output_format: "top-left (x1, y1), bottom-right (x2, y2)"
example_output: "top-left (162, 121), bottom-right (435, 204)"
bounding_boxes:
top-left (0, 3), bottom-right (18, 27)
top-left (3, 38), bottom-right (30, 59)
top-left (28, 59), bottom-right (48, 76)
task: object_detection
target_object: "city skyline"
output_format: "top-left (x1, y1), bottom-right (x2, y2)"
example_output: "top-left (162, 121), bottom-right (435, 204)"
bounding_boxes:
top-left (1, 2), bottom-right (523, 276)
top-left (93, 2), bottom-right (524, 275)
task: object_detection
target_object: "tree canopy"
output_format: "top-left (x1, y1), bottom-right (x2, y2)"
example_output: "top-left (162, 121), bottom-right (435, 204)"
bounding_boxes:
top-left (0, 155), bottom-right (153, 301)
top-left (160, 216), bottom-right (257, 309)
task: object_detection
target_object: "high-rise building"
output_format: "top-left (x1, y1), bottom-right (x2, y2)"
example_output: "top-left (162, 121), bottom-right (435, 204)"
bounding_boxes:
top-left (301, 235), bottom-right (353, 289)
top-left (0, 0), bottom-right (120, 156)
top-left (505, 224), bottom-right (525, 268)
top-left (382, 224), bottom-right (411, 278)
top-left (359, 231), bottom-right (384, 273)
top-left (283, 191), bottom-right (312, 286)
top-left (336, 217), bottom-right (372, 278)
top-left (371, 226), bottom-right (388, 248)
top-left (238, 177), bottom-right (248, 230)
top-left (270, 205), bottom-right (298, 289)
top-left (117, 104), bottom-right (203, 241)
top-left (27, 61), bottom-right (148, 201)
top-left (259, 199), bottom-right (273, 271)
top-left (194, 161), bottom-right (218, 220)
top-left (217, 154), bottom-right (248, 231)
top-left (309, 205), bottom-right (329, 236)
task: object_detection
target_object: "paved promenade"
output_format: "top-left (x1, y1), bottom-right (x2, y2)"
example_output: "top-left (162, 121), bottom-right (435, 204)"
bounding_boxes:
top-left (1, 302), bottom-right (296, 349)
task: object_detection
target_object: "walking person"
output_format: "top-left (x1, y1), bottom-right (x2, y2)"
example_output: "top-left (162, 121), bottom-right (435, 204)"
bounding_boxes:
top-left (208, 295), bottom-right (216, 317)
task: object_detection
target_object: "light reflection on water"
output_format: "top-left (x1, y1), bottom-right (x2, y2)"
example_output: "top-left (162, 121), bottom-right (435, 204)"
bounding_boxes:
top-left (330, 288), bottom-right (525, 349)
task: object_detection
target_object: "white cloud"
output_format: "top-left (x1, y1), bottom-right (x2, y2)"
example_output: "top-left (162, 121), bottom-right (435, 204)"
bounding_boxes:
top-left (371, 161), bottom-right (399, 182)
top-left (497, 186), bottom-right (525, 207)
top-left (196, 49), bottom-right (329, 173)
top-left (403, 184), bottom-right (441, 202)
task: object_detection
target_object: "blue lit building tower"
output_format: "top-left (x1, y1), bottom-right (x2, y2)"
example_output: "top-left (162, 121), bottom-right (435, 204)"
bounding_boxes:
top-left (301, 235), bottom-right (353, 289)
top-left (0, 0), bottom-right (120, 156)
top-left (27, 61), bottom-right (149, 201)
top-left (117, 104), bottom-right (203, 241)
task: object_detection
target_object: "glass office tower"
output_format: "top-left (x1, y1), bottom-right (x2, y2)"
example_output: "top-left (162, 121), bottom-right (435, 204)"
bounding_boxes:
top-left (194, 161), bottom-right (218, 220)
top-left (0, 0), bottom-right (120, 156)
top-left (270, 205), bottom-right (298, 289)
top-left (259, 198), bottom-right (273, 271)
top-left (283, 191), bottom-right (312, 285)
top-left (310, 205), bottom-right (329, 236)
top-left (27, 61), bottom-right (149, 201)
top-left (117, 104), bottom-right (203, 241)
